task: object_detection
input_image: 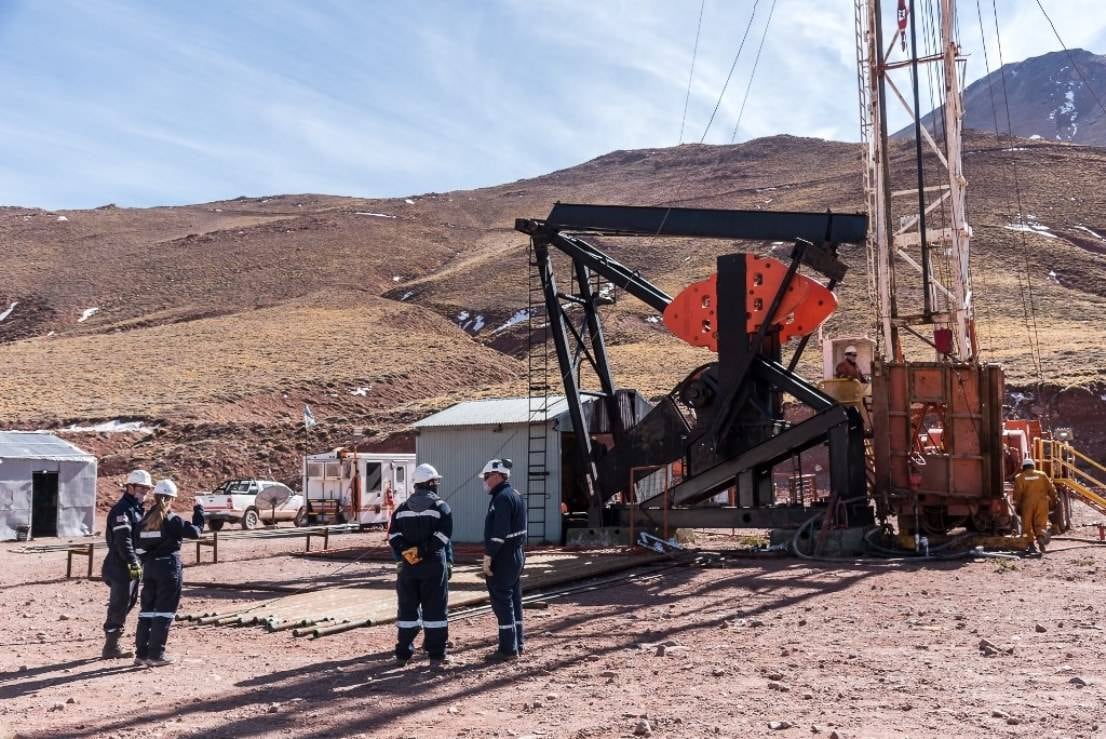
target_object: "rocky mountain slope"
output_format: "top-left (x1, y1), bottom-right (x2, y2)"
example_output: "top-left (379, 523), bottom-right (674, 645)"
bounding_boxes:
top-left (898, 49), bottom-right (1106, 145)
top-left (3, 132), bottom-right (1106, 500)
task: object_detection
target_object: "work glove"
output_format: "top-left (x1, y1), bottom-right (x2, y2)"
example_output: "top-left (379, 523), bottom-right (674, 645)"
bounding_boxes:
top-left (446, 563), bottom-right (453, 581)
top-left (192, 504), bottom-right (205, 528)
top-left (402, 546), bottom-right (422, 566)
top-left (127, 563), bottom-right (143, 581)
top-left (396, 561), bottom-right (404, 573)
top-left (482, 554), bottom-right (493, 578)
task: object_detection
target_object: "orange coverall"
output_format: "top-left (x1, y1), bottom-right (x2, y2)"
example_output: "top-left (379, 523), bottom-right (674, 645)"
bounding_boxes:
top-left (1012, 469), bottom-right (1057, 548)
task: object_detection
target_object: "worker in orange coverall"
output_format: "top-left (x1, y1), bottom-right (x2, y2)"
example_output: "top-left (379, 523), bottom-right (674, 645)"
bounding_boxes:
top-left (1012, 458), bottom-right (1057, 555)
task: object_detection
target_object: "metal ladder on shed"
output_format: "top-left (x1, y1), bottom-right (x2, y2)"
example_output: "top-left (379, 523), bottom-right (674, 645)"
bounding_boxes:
top-left (526, 240), bottom-right (550, 544)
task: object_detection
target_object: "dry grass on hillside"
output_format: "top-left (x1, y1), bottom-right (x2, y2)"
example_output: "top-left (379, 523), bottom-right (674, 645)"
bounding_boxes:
top-left (0, 292), bottom-right (521, 422)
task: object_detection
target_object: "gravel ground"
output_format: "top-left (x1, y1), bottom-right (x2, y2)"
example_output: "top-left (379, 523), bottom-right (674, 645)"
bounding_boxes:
top-left (3, 516), bottom-right (1106, 739)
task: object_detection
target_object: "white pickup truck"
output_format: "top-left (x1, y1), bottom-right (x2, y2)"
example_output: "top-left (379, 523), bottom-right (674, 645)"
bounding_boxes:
top-left (196, 479), bottom-right (306, 531)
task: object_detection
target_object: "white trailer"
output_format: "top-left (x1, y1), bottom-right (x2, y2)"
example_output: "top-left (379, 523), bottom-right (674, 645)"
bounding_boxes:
top-left (302, 450), bottom-right (415, 526)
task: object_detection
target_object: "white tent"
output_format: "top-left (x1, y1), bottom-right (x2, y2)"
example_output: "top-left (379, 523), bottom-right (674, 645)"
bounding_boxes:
top-left (0, 431), bottom-right (97, 540)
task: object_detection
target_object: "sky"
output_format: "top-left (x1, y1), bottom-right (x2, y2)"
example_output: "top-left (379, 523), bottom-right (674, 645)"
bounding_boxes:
top-left (0, 0), bottom-right (1103, 209)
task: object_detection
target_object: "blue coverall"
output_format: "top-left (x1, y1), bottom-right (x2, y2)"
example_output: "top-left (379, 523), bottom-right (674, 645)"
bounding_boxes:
top-left (102, 493), bottom-right (145, 635)
top-left (484, 480), bottom-right (527, 656)
top-left (388, 485), bottom-right (454, 661)
top-left (135, 511), bottom-right (203, 660)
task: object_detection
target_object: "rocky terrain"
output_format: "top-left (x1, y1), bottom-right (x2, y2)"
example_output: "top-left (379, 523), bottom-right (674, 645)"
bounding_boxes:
top-left (3, 512), bottom-right (1106, 738)
top-left (2, 131), bottom-right (1106, 500)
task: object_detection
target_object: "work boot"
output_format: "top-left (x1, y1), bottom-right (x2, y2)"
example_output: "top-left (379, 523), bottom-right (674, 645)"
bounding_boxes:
top-left (101, 632), bottom-right (133, 660)
top-left (482, 650), bottom-right (519, 664)
top-left (429, 655), bottom-right (452, 668)
top-left (133, 657), bottom-right (148, 667)
top-left (145, 654), bottom-right (175, 668)
top-left (1038, 530), bottom-right (1051, 552)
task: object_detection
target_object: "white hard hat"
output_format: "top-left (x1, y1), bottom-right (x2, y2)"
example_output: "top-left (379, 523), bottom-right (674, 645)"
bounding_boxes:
top-left (126, 469), bottom-right (153, 488)
top-left (844, 345), bottom-right (858, 355)
top-left (153, 479), bottom-right (179, 498)
top-left (412, 463), bottom-right (442, 484)
top-left (1022, 458), bottom-right (1036, 468)
top-left (479, 458), bottom-right (513, 479)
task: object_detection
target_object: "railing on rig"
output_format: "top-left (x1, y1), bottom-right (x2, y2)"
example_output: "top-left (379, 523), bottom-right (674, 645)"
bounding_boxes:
top-left (1033, 438), bottom-right (1106, 514)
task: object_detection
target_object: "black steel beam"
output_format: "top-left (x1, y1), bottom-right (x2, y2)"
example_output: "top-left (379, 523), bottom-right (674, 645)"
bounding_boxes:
top-left (751, 357), bottom-right (835, 411)
top-left (534, 203), bottom-right (868, 245)
top-left (552, 234), bottom-right (671, 313)
top-left (534, 240), bottom-right (601, 525)
top-left (573, 259), bottom-right (626, 451)
top-left (639, 407), bottom-right (852, 508)
top-left (711, 242), bottom-right (807, 446)
top-left (612, 504), bottom-right (818, 530)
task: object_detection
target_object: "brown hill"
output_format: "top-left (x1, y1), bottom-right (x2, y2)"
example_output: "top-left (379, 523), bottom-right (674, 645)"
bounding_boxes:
top-left (3, 132), bottom-right (1106, 499)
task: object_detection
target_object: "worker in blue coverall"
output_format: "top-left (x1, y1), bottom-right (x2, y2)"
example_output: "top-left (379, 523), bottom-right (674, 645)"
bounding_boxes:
top-left (134, 479), bottom-right (204, 667)
top-left (100, 469), bottom-right (153, 659)
top-left (388, 463), bottom-right (454, 666)
top-left (481, 458), bottom-right (527, 662)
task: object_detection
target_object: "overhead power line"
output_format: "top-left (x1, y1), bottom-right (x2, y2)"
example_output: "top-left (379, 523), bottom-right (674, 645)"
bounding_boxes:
top-left (730, 0), bottom-right (778, 144)
top-left (678, 0), bottom-right (707, 145)
top-left (700, 0), bottom-right (761, 144)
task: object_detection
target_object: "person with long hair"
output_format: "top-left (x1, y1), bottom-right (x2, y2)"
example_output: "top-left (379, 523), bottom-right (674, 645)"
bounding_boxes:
top-left (134, 479), bottom-right (204, 667)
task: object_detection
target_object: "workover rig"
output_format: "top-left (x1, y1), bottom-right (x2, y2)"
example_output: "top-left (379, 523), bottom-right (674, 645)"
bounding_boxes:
top-left (515, 0), bottom-right (1040, 545)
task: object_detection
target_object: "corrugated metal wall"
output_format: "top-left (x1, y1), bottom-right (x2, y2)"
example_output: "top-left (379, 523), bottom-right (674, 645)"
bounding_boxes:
top-left (416, 422), bottom-right (561, 544)
top-left (0, 457), bottom-right (96, 540)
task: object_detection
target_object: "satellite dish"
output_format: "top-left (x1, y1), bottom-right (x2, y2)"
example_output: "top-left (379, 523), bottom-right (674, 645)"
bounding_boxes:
top-left (256, 484), bottom-right (293, 526)
top-left (256, 484), bottom-right (292, 508)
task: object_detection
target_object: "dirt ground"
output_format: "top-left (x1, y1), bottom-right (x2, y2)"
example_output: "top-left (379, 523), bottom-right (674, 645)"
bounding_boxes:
top-left (3, 515), bottom-right (1106, 739)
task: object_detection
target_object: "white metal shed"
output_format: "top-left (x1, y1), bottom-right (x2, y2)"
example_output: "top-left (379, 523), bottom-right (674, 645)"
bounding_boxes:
top-left (414, 397), bottom-right (567, 545)
top-left (0, 432), bottom-right (97, 540)
top-left (413, 391), bottom-right (655, 545)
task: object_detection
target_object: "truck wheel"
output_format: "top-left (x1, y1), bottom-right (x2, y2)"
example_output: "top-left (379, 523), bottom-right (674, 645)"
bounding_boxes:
top-left (294, 507), bottom-right (307, 528)
top-left (241, 508), bottom-right (260, 530)
top-left (207, 519), bottom-right (225, 532)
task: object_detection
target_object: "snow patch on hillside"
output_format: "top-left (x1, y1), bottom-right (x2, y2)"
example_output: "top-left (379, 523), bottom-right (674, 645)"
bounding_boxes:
top-left (1074, 225), bottom-right (1106, 242)
top-left (456, 310), bottom-right (485, 334)
top-left (62, 420), bottom-right (154, 434)
top-left (1049, 80), bottom-right (1081, 140)
top-left (0, 302), bottom-right (16, 322)
top-left (355, 212), bottom-right (396, 219)
top-left (494, 309), bottom-right (531, 334)
top-left (78, 307), bottom-right (99, 323)
top-left (1004, 215), bottom-right (1057, 239)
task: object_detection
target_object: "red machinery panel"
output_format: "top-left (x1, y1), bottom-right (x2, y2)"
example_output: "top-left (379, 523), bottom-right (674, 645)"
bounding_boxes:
top-left (871, 361), bottom-right (1006, 530)
top-left (662, 255), bottom-right (837, 350)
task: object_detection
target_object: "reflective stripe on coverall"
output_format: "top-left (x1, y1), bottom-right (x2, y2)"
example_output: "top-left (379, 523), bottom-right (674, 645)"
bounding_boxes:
top-left (135, 513), bottom-right (202, 659)
top-left (388, 487), bottom-right (453, 660)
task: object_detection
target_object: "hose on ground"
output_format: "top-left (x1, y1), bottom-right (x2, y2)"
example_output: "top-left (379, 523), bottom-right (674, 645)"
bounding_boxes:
top-left (789, 499), bottom-right (973, 563)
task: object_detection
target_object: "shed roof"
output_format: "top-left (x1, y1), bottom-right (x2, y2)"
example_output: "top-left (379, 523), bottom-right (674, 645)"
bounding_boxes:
top-left (0, 431), bottom-right (95, 461)
top-left (415, 397), bottom-right (569, 429)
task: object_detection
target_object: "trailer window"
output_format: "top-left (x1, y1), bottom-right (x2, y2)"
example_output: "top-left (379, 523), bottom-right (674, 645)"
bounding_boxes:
top-left (395, 466), bottom-right (405, 483)
top-left (364, 463), bottom-right (382, 492)
top-left (342, 460), bottom-right (353, 479)
top-left (306, 463), bottom-right (322, 478)
top-left (325, 462), bottom-right (340, 479)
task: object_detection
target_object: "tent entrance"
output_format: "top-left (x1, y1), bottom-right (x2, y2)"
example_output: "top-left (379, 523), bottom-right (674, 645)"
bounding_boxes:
top-left (32, 471), bottom-right (59, 538)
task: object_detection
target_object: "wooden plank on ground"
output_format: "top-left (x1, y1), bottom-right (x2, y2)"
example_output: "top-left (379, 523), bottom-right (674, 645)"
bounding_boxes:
top-left (178, 550), bottom-right (659, 636)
